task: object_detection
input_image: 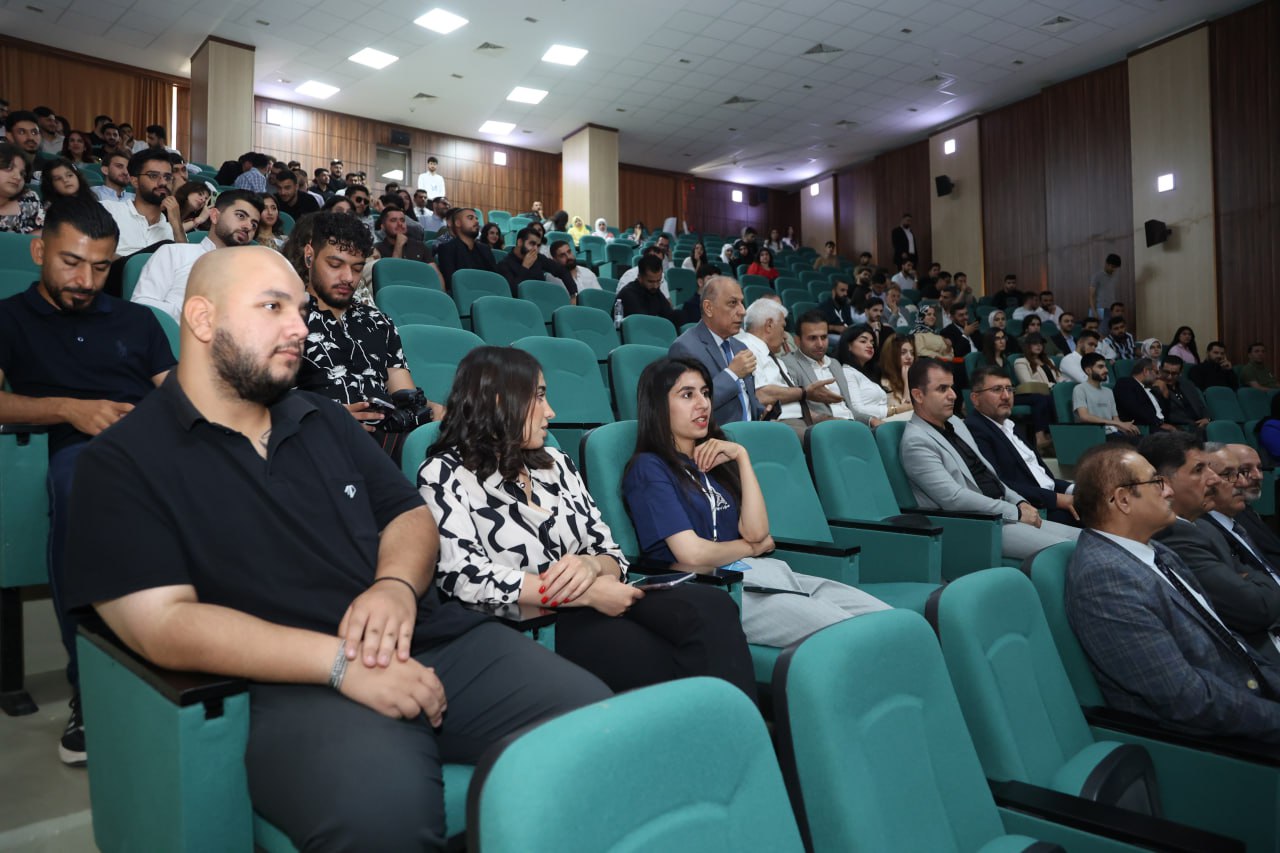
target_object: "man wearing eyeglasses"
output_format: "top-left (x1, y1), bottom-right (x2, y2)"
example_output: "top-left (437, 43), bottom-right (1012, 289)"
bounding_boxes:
top-left (1065, 441), bottom-right (1280, 742)
top-left (100, 149), bottom-right (186, 256)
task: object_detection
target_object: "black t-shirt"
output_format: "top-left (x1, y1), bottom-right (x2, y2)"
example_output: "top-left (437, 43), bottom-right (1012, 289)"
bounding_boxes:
top-left (818, 296), bottom-right (854, 329)
top-left (64, 375), bottom-right (485, 651)
top-left (495, 251), bottom-right (577, 298)
top-left (296, 297), bottom-right (407, 405)
top-left (435, 237), bottom-right (497, 289)
top-left (617, 281), bottom-right (679, 326)
top-left (275, 192), bottom-right (320, 221)
top-left (374, 239), bottom-right (434, 264)
top-left (0, 284), bottom-right (175, 454)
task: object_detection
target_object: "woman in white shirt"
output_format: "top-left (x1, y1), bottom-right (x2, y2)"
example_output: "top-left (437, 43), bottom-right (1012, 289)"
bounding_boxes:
top-left (682, 241), bottom-right (709, 271)
top-left (834, 325), bottom-right (913, 425)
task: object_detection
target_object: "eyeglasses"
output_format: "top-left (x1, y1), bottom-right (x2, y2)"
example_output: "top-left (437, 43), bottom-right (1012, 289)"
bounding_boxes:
top-left (141, 171), bottom-right (174, 183)
top-left (975, 385), bottom-right (1014, 396)
top-left (1118, 476), bottom-right (1166, 491)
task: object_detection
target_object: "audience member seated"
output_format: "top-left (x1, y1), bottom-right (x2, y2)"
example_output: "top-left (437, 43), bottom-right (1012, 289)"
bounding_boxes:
top-left (567, 215), bottom-right (589, 244)
top-left (419, 347), bottom-right (755, 696)
top-left (781, 311), bottom-right (864, 426)
top-left (986, 309), bottom-right (1021, 354)
top-left (781, 225), bottom-right (798, 250)
top-left (616, 254), bottom-right (679, 326)
top-left (232, 151), bottom-right (271, 193)
top-left (1189, 340), bottom-right (1239, 391)
top-left (624, 357), bottom-right (890, 648)
top-left (911, 304), bottom-right (953, 360)
top-left (0, 199), bottom-right (174, 764)
top-left (479, 221), bottom-right (504, 252)
top-left (1035, 289), bottom-right (1064, 325)
top-left (1168, 326), bottom-right (1200, 365)
top-left (1065, 442), bottom-right (1280, 742)
top-left (993, 273), bottom-right (1023, 312)
top-left (816, 278), bottom-right (854, 348)
top-left (1014, 333), bottom-right (1060, 389)
top-left (1051, 312), bottom-right (1078, 355)
top-left (1153, 355), bottom-right (1210, 433)
top-left (131, 189), bottom-right (262, 321)
top-left (5, 110), bottom-right (56, 176)
top-left (732, 227), bottom-right (759, 267)
top-left (835, 325), bottom-right (912, 425)
top-left (374, 206), bottom-right (437, 277)
top-left (682, 241), bottom-right (709, 271)
top-left (140, 124), bottom-right (179, 156)
top-left (1020, 315), bottom-right (1058, 357)
top-left (421, 196), bottom-right (449, 235)
top-left (669, 277), bottom-right (759, 424)
top-left (813, 240), bottom-right (840, 270)
top-left (102, 149), bottom-right (186, 255)
top-left (965, 365), bottom-right (1077, 526)
top-left (882, 282), bottom-right (914, 329)
top-left (735, 298), bottom-right (839, 437)
top-left (900, 358), bottom-right (1079, 560)
top-left (745, 247), bottom-right (780, 283)
top-left (174, 182), bottom-right (212, 233)
top-left (64, 246), bottom-right (612, 849)
top-left (1241, 342), bottom-right (1279, 390)
top-left (1139, 338), bottom-right (1163, 362)
top-left (862, 296), bottom-right (894, 352)
top-left (495, 226), bottom-right (576, 299)
top-left (1232, 443), bottom-right (1280, 566)
top-left (60, 130), bottom-right (96, 166)
top-left (762, 228), bottom-right (784, 253)
top-left (1097, 315), bottom-right (1136, 361)
top-left (935, 285), bottom-right (956, 326)
top-left (1012, 291), bottom-right (1040, 321)
top-left (91, 150), bottom-right (132, 202)
top-left (37, 158), bottom-right (94, 207)
top-left (435, 207), bottom-right (498, 291)
top-left (880, 334), bottom-right (916, 417)
top-left (615, 245), bottom-right (672, 299)
top-left (982, 326), bottom-right (1013, 375)
top-left (272, 169), bottom-right (320, 221)
top-left (550, 239), bottom-right (600, 291)
top-left (890, 259), bottom-right (917, 290)
top-left (1073, 353), bottom-right (1140, 439)
top-left (255, 194), bottom-right (286, 250)
top-left (591, 217), bottom-right (611, 241)
top-left (292, 213), bottom-right (441, 461)
top-left (1116, 358), bottom-right (1177, 434)
top-left (1060, 329), bottom-right (1100, 383)
top-left (32, 106), bottom-right (63, 156)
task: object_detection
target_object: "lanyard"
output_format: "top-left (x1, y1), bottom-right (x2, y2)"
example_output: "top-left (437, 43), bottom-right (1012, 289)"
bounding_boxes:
top-left (687, 469), bottom-right (720, 540)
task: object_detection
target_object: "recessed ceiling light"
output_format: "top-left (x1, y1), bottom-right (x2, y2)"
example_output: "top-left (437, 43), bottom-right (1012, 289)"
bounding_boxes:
top-left (542, 44), bottom-right (588, 66)
top-left (678, 58), bottom-right (691, 64)
top-left (349, 47), bottom-right (398, 69)
top-left (524, 16), bottom-right (537, 23)
top-left (729, 127), bottom-right (738, 132)
top-left (507, 86), bottom-right (548, 104)
top-left (616, 108), bottom-right (626, 112)
top-left (1012, 59), bottom-right (1025, 65)
top-left (415, 8), bottom-right (468, 34)
top-left (450, 73), bottom-right (464, 79)
top-left (296, 80), bottom-right (339, 99)
top-left (802, 84), bottom-right (813, 89)
top-left (479, 120), bottom-right (516, 135)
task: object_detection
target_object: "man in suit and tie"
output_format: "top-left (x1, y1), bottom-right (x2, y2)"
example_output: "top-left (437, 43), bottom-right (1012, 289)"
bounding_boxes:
top-left (1065, 443), bottom-right (1280, 742)
top-left (668, 276), bottom-right (761, 425)
top-left (781, 311), bottom-right (865, 425)
top-left (964, 365), bottom-right (1078, 526)
top-left (1232, 443), bottom-right (1280, 568)
top-left (1115, 358), bottom-right (1176, 434)
top-left (941, 303), bottom-right (981, 359)
top-left (1050, 312), bottom-right (1077, 355)
top-left (900, 358), bottom-right (1079, 561)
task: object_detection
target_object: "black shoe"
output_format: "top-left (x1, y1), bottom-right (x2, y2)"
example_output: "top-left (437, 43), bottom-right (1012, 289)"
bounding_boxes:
top-left (59, 693), bottom-right (86, 767)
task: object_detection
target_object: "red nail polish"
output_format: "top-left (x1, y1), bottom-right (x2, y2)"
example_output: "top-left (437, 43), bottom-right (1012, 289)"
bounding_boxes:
top-left (550, 600), bottom-right (559, 607)
top-left (541, 596), bottom-right (548, 604)
top-left (539, 586), bottom-right (545, 593)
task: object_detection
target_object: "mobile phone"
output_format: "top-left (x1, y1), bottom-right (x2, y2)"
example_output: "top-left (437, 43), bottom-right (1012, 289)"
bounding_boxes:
top-left (630, 572), bottom-right (695, 590)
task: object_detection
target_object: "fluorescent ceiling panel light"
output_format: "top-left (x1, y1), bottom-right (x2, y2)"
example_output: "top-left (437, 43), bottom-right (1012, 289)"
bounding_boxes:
top-left (943, 138), bottom-right (956, 155)
top-left (542, 44), bottom-right (588, 66)
top-left (295, 80), bottom-right (339, 99)
top-left (381, 169), bottom-right (404, 181)
top-left (415, 8), bottom-right (468, 34)
top-left (479, 120), bottom-right (516, 135)
top-left (493, 151), bottom-right (507, 165)
top-left (349, 48), bottom-right (398, 69)
top-left (1156, 173), bottom-right (1175, 193)
top-left (507, 86), bottom-right (548, 105)
top-left (731, 190), bottom-right (743, 203)
top-left (810, 183), bottom-right (820, 196)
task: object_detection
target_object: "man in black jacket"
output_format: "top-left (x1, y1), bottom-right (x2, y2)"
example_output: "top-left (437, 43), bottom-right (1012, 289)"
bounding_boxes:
top-left (495, 227), bottom-right (576, 298)
top-left (889, 212), bottom-right (916, 268)
top-left (1115, 358), bottom-right (1177, 434)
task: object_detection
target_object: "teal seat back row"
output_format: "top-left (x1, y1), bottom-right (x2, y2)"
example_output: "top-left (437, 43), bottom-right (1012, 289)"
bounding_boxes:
top-left (806, 419), bottom-right (910, 521)
top-left (1024, 542), bottom-right (1105, 707)
top-left (665, 267), bottom-right (695, 303)
top-left (469, 677), bottom-right (804, 853)
top-left (1205, 419), bottom-right (1246, 445)
top-left (780, 288), bottom-right (810, 314)
top-left (451, 269), bottom-right (510, 324)
top-left (121, 252), bottom-right (153, 301)
top-left (608, 345), bottom-right (666, 422)
top-left (0, 428), bottom-right (49, 589)
top-left (146, 305), bottom-right (180, 359)
top-left (739, 273), bottom-right (770, 291)
top-left (742, 284), bottom-right (772, 305)
top-left (0, 232), bottom-right (38, 278)
top-left (580, 421), bottom-right (641, 558)
top-left (399, 324), bottom-right (483, 404)
top-left (1052, 382), bottom-right (1077, 422)
top-left (518, 280), bottom-right (571, 326)
top-left (487, 210), bottom-right (511, 230)
top-left (1204, 386), bottom-right (1246, 422)
top-left (514, 336), bottom-right (613, 466)
top-left (578, 235), bottom-right (607, 264)
top-left (376, 285), bottom-right (461, 329)
top-left (871, 420), bottom-right (919, 509)
top-left (578, 288), bottom-right (616, 314)
top-left (551, 305), bottom-right (618, 365)
top-left (0, 267), bottom-right (33, 299)
top-left (1237, 387), bottom-right (1278, 421)
top-left (373, 257), bottom-right (443, 292)
top-left (596, 276), bottom-right (619, 293)
top-left (774, 610), bottom-right (1038, 852)
top-left (722, 421), bottom-right (833, 544)
top-left (471, 296), bottom-right (546, 346)
top-left (277, 211), bottom-right (295, 236)
top-left (620, 314), bottom-right (676, 348)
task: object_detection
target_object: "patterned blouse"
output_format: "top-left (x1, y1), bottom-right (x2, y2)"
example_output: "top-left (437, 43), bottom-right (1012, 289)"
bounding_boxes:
top-left (419, 447), bottom-right (628, 605)
top-left (0, 190), bottom-right (44, 234)
top-left (296, 296), bottom-right (406, 404)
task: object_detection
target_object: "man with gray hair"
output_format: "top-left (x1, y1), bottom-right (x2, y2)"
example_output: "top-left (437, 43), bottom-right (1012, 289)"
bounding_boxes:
top-left (668, 276), bottom-right (760, 424)
top-left (735, 298), bottom-right (842, 437)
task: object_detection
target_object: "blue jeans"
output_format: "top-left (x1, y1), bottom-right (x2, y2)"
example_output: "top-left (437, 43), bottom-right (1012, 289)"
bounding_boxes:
top-left (46, 441), bottom-right (87, 688)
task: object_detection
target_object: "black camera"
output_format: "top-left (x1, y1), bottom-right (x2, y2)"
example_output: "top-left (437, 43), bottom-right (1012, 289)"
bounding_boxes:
top-left (369, 387), bottom-right (434, 433)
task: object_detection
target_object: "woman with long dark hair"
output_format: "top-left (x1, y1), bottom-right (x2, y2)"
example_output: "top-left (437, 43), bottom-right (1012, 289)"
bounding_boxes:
top-left (175, 182), bottom-right (213, 232)
top-left (39, 159), bottom-right (97, 206)
top-left (835, 325), bottom-right (912, 424)
top-left (60, 131), bottom-right (97, 165)
top-left (746, 247), bottom-right (780, 283)
top-left (1020, 315), bottom-right (1059, 357)
top-left (879, 334), bottom-right (915, 416)
top-left (1168, 326), bottom-right (1199, 364)
top-left (419, 347), bottom-right (755, 696)
top-left (479, 221), bottom-right (505, 250)
top-left (682, 241), bottom-right (708, 271)
top-left (623, 357), bottom-right (889, 648)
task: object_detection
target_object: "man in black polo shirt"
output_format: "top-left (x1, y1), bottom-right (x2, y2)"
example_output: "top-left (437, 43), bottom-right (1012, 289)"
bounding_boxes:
top-left (0, 198), bottom-right (174, 764)
top-left (64, 247), bottom-right (610, 850)
top-left (373, 206), bottom-right (437, 271)
top-left (495, 226), bottom-right (577, 299)
top-left (615, 253), bottom-right (680, 326)
top-left (272, 169), bottom-right (320, 222)
top-left (434, 207), bottom-right (497, 292)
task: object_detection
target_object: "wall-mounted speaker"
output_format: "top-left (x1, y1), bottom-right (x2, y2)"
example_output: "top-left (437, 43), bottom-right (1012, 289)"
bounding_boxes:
top-left (935, 175), bottom-right (954, 197)
top-left (1144, 218), bottom-right (1172, 247)
top-left (389, 129), bottom-right (411, 146)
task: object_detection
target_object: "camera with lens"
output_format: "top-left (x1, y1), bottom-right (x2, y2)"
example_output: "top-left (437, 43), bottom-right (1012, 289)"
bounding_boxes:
top-left (369, 387), bottom-right (434, 433)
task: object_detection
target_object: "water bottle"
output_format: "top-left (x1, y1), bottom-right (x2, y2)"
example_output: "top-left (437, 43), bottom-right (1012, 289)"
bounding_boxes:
top-left (613, 298), bottom-right (624, 330)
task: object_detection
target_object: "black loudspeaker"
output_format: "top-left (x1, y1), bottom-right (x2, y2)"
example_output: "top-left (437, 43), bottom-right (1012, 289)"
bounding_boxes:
top-left (748, 188), bottom-right (768, 206)
top-left (1144, 219), bottom-right (1172, 247)
top-left (935, 175), bottom-right (954, 197)
top-left (390, 129), bottom-right (411, 146)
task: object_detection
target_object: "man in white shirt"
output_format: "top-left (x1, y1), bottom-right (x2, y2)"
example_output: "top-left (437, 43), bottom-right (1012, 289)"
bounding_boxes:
top-left (91, 151), bottom-right (132, 202)
top-left (1012, 291), bottom-right (1040, 322)
top-left (890, 260), bottom-right (917, 291)
top-left (416, 156), bottom-right (445, 198)
top-left (1035, 290), bottom-right (1064, 325)
top-left (735, 299), bottom-right (842, 438)
top-left (550, 240), bottom-right (600, 292)
top-left (101, 150), bottom-right (186, 256)
top-left (781, 311), bottom-right (860, 424)
top-left (1060, 330), bottom-right (1100, 384)
top-left (130, 190), bottom-right (262, 321)
top-left (33, 106), bottom-right (64, 156)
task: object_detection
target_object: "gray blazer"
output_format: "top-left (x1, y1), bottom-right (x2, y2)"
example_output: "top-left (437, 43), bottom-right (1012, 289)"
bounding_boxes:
top-left (668, 322), bottom-right (761, 425)
top-left (900, 414), bottom-right (1025, 522)
top-left (779, 351), bottom-right (857, 421)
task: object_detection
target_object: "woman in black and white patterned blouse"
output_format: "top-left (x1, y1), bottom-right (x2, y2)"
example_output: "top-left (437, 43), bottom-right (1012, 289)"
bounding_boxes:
top-left (419, 347), bottom-right (756, 697)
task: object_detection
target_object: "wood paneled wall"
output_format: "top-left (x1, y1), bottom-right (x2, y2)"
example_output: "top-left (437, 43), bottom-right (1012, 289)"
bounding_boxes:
top-left (253, 98), bottom-right (562, 217)
top-left (980, 96), bottom-right (1049, 296)
top-left (618, 164), bottom-right (800, 241)
top-left (875, 141), bottom-right (933, 271)
top-left (836, 161), bottom-right (878, 262)
top-left (1212, 0), bottom-right (1280, 363)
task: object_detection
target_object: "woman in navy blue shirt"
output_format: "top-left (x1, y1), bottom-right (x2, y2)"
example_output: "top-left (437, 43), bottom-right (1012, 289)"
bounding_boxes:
top-left (623, 357), bottom-right (889, 647)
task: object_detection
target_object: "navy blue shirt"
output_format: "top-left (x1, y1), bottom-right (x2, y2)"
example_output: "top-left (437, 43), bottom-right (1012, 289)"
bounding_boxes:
top-left (0, 283), bottom-right (175, 454)
top-left (623, 452), bottom-right (740, 564)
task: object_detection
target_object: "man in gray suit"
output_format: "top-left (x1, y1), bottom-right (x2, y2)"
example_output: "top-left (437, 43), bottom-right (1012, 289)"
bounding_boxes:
top-left (668, 276), bottom-right (760, 424)
top-left (1066, 443), bottom-right (1280, 742)
top-left (900, 358), bottom-right (1078, 560)
top-left (1232, 443), bottom-right (1280, 569)
top-left (780, 311), bottom-right (871, 425)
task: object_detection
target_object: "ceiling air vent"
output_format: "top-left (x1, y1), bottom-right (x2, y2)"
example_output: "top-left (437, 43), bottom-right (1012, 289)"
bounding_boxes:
top-left (834, 119), bottom-right (858, 128)
top-left (803, 43), bottom-right (843, 56)
top-left (476, 42), bottom-right (506, 52)
top-left (721, 96), bottom-right (758, 106)
top-left (1038, 15), bottom-right (1076, 33)
top-left (412, 93), bottom-right (437, 100)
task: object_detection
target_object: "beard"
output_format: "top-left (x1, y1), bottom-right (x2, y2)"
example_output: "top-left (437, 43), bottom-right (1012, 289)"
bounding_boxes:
top-left (138, 186), bottom-right (170, 206)
top-left (212, 328), bottom-right (297, 406)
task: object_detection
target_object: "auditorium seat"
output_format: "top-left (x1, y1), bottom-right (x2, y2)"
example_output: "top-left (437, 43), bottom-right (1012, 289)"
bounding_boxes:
top-left (740, 273), bottom-right (770, 291)
top-left (665, 267), bottom-right (696, 304)
top-left (577, 288), bottom-right (616, 314)
top-left (1049, 382), bottom-right (1107, 466)
top-left (620, 314), bottom-right (676, 348)
top-left (0, 417), bottom-right (50, 717)
top-left (512, 336), bottom-right (613, 468)
top-left (450, 269), bottom-right (510, 329)
top-left (517, 280), bottom-right (570, 330)
top-left (375, 284), bottom-right (461, 329)
top-left (607, 344), bottom-right (666, 421)
top-left (145, 305), bottom-right (179, 359)
top-left (399, 324), bottom-right (482, 404)
top-left (372, 257), bottom-right (443, 293)
top-left (779, 289), bottom-right (810, 314)
top-left (1204, 419), bottom-right (1245, 445)
top-left (1237, 387), bottom-right (1278, 421)
top-left (577, 234), bottom-right (607, 265)
top-left (552, 305), bottom-right (618, 385)
top-left (742, 284), bottom-right (772, 306)
top-left (120, 251), bottom-right (154, 302)
top-left (471, 296), bottom-right (546, 347)
top-left (0, 267), bottom-right (30, 299)
top-left (1205, 386), bottom-right (1246, 422)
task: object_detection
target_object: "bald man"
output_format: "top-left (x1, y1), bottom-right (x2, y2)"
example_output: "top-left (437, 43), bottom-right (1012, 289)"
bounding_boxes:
top-left (63, 248), bottom-right (610, 850)
top-left (668, 276), bottom-right (761, 424)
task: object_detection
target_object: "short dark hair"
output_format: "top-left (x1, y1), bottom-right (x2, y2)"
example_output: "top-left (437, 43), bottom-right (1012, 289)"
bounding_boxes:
top-left (33, 106), bottom-right (55, 118)
top-left (1132, 357), bottom-right (1154, 375)
top-left (941, 286), bottom-right (957, 296)
top-left (118, 122), bottom-right (133, 132)
top-left (796, 310), bottom-right (827, 333)
top-left (969, 365), bottom-right (1007, 390)
top-left (93, 114), bottom-right (112, 126)
top-left (824, 240), bottom-right (835, 248)
top-left (1248, 341), bottom-right (1266, 352)
top-left (954, 271), bottom-right (967, 279)
top-left (907, 356), bottom-right (946, 394)
top-left (1105, 253), bottom-right (1122, 266)
top-left (865, 296), bottom-right (884, 309)
top-left (1207, 340), bottom-right (1225, 351)
top-left (1108, 315), bottom-right (1126, 328)
top-left (145, 124), bottom-right (166, 139)
top-left (313, 168), bottom-right (328, 178)
top-left (213, 189), bottom-right (264, 214)
top-left (1059, 311), bottom-right (1074, 322)
top-left (1076, 329), bottom-right (1100, 343)
top-left (127, 147), bottom-right (172, 177)
top-left (43, 197), bottom-right (120, 243)
top-left (307, 211), bottom-right (374, 259)
top-left (427, 156), bottom-right (438, 164)
top-left (1074, 443), bottom-right (1140, 527)
top-left (548, 239), bottom-right (569, 257)
top-left (1080, 352), bottom-right (1105, 371)
top-left (1004, 273), bottom-right (1017, 281)
top-left (636, 254), bottom-right (663, 276)
top-left (446, 207), bottom-right (475, 227)
top-left (247, 152), bottom-right (272, 169)
top-left (102, 150), bottom-right (130, 169)
top-left (1138, 430), bottom-right (1202, 477)
top-left (274, 169), bottom-right (296, 186)
top-left (515, 226), bottom-right (540, 245)
top-left (871, 271), bottom-right (887, 285)
top-left (1162, 354), bottom-right (1185, 369)
top-left (5, 110), bottom-right (37, 132)
top-left (101, 123), bottom-right (119, 135)
top-left (1040, 289), bottom-right (1053, 297)
top-left (696, 263), bottom-right (717, 280)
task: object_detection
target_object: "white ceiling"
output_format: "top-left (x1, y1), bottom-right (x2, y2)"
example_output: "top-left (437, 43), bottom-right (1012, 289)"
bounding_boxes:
top-left (0, 0), bottom-right (1250, 189)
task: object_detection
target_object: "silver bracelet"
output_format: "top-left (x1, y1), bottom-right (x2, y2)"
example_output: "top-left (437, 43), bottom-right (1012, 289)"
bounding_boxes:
top-left (329, 641), bottom-right (349, 690)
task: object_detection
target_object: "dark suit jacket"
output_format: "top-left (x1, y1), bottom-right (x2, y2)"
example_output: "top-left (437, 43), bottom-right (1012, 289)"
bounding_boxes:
top-left (942, 323), bottom-right (979, 358)
top-left (1153, 378), bottom-right (1208, 426)
top-left (1050, 332), bottom-right (1075, 355)
top-left (1239, 508), bottom-right (1280, 569)
top-left (1157, 517), bottom-right (1280, 663)
top-left (496, 250), bottom-right (576, 298)
top-left (668, 323), bottom-right (761, 425)
top-left (964, 413), bottom-right (1069, 511)
top-left (890, 226), bottom-right (916, 265)
top-left (1065, 530), bottom-right (1280, 742)
top-left (1114, 376), bottom-right (1164, 430)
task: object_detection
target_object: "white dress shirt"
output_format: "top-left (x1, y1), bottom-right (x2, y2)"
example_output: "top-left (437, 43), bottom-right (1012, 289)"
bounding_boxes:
top-left (416, 172), bottom-right (446, 198)
top-left (1035, 305), bottom-right (1064, 325)
top-left (799, 352), bottom-right (853, 420)
top-left (102, 199), bottom-right (175, 256)
top-left (989, 414), bottom-right (1056, 491)
top-left (891, 272), bottom-right (916, 290)
top-left (1143, 384), bottom-right (1165, 420)
top-left (737, 331), bottom-right (801, 420)
top-left (571, 265), bottom-right (601, 291)
top-left (1060, 351), bottom-right (1087, 384)
top-left (130, 238), bottom-right (216, 321)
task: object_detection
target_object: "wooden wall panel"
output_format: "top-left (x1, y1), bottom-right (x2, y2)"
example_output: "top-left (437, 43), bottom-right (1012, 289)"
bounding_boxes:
top-left (980, 96), bottom-right (1048, 295)
top-left (837, 161), bottom-right (879, 263)
top-left (929, 120), bottom-right (984, 291)
top-left (618, 166), bottom-right (679, 232)
top-left (618, 165), bottom-right (800, 242)
top-left (1042, 63), bottom-right (1134, 324)
top-left (1212, 0), bottom-right (1280, 363)
top-left (874, 141), bottom-right (932, 271)
top-left (799, 177), bottom-right (837, 250)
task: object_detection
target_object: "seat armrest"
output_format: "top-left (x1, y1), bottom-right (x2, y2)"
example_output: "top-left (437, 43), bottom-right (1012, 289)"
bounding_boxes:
top-left (548, 421), bottom-right (606, 430)
top-left (628, 557), bottom-right (743, 587)
top-left (829, 518), bottom-right (943, 538)
top-left (77, 622), bottom-right (246, 708)
top-left (990, 779), bottom-right (1245, 853)
top-left (460, 600), bottom-right (557, 633)
top-left (1083, 706), bottom-right (1280, 766)
top-left (0, 424), bottom-right (50, 434)
top-left (903, 508), bottom-right (1003, 522)
top-left (770, 537), bottom-right (860, 559)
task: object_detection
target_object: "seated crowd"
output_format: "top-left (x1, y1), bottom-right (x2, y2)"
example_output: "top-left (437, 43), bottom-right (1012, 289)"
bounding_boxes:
top-left (2, 101), bottom-right (1280, 851)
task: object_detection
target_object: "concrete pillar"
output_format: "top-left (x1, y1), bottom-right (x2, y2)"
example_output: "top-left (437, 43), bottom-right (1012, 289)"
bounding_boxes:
top-left (799, 177), bottom-right (837, 251)
top-left (929, 120), bottom-right (984, 293)
top-left (562, 124), bottom-right (618, 229)
top-left (190, 37), bottom-right (255, 167)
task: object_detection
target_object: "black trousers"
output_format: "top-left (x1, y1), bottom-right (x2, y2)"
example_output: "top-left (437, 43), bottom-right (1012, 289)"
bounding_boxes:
top-left (552, 583), bottom-right (758, 702)
top-left (244, 622), bottom-right (611, 852)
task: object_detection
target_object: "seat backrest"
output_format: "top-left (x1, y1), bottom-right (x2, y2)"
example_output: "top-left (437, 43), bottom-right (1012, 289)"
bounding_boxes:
top-left (277, 211), bottom-right (296, 235)
top-left (544, 230), bottom-right (572, 248)
top-left (799, 270), bottom-right (824, 284)
top-left (780, 288), bottom-right (810, 313)
top-left (1205, 386), bottom-right (1246, 422)
top-left (375, 285), bottom-right (461, 330)
top-left (774, 610), bottom-right (1011, 852)
top-left (1052, 381), bottom-right (1079, 423)
top-left (121, 252), bottom-right (153, 302)
top-left (451, 269), bottom-right (510, 318)
top-left (399, 325), bottom-right (483, 403)
top-left (508, 216), bottom-right (533, 232)
top-left (1025, 542), bottom-right (1105, 706)
top-left (608, 345), bottom-right (667, 422)
top-left (487, 210), bottom-right (511, 230)
top-left (806, 420), bottom-right (904, 521)
top-left (512, 337), bottom-right (613, 423)
top-left (400, 422), bottom-right (441, 483)
top-left (373, 257), bottom-right (442, 292)
top-left (933, 567), bottom-right (1097, 789)
top-left (471, 296), bottom-right (546, 346)
top-left (552, 305), bottom-right (619, 363)
top-left (742, 284), bottom-right (772, 306)
top-left (871, 420), bottom-right (918, 509)
top-left (145, 305), bottom-right (179, 359)
top-left (774, 276), bottom-right (801, 294)
top-left (471, 677), bottom-right (803, 853)
top-left (517, 280), bottom-right (571, 325)
top-left (1237, 387), bottom-right (1277, 422)
top-left (665, 267), bottom-right (695, 301)
top-left (620, 314), bottom-right (676, 348)
top-left (1113, 358), bottom-right (1136, 380)
top-left (0, 267), bottom-right (32, 300)
top-left (722, 421), bottom-right (833, 544)
top-left (578, 288), bottom-right (617, 314)
top-left (580, 421), bottom-right (641, 557)
top-left (740, 273), bottom-right (770, 291)
top-left (964, 350), bottom-right (986, 380)
top-left (1205, 419), bottom-right (1246, 445)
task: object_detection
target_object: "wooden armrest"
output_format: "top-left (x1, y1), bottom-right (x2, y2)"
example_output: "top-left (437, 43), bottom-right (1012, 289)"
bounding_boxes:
top-left (77, 620), bottom-right (247, 708)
